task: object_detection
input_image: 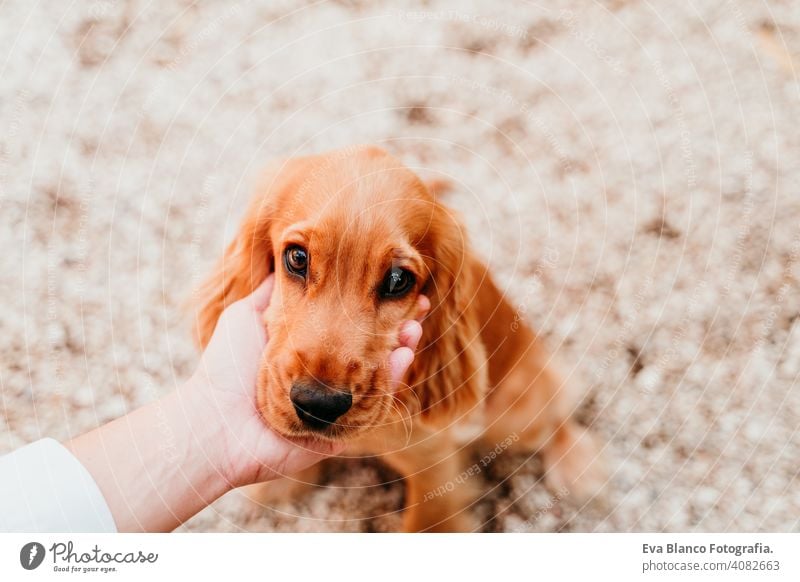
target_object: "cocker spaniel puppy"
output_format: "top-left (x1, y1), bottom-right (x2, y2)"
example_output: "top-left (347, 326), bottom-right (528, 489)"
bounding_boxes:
top-left (195, 145), bottom-right (602, 532)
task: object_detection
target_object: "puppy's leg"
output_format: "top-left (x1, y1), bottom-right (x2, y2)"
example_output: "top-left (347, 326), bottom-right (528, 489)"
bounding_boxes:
top-left (383, 433), bottom-right (478, 532)
top-left (484, 347), bottom-right (605, 500)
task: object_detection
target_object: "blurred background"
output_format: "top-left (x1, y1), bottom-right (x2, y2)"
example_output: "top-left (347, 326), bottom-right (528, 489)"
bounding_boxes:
top-left (0, 0), bottom-right (798, 531)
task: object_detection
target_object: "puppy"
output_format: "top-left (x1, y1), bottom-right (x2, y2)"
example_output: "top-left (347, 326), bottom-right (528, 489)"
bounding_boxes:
top-left (195, 145), bottom-right (602, 531)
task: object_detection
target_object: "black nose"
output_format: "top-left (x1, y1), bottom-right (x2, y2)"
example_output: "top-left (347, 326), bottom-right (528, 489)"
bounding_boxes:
top-left (290, 382), bottom-right (352, 429)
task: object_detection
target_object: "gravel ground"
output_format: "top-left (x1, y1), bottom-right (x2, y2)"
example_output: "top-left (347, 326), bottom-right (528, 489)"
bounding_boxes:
top-left (1, 0), bottom-right (798, 532)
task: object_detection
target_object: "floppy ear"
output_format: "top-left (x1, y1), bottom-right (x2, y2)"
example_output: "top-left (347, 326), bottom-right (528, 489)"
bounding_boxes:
top-left (194, 192), bottom-right (274, 348)
top-left (194, 153), bottom-right (344, 346)
top-left (405, 201), bottom-right (488, 425)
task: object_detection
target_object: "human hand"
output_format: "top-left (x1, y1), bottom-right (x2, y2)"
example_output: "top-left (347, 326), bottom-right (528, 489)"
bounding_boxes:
top-left (186, 275), bottom-right (428, 488)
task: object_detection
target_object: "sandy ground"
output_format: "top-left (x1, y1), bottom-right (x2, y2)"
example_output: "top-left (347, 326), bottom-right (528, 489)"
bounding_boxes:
top-left (1, 0), bottom-right (799, 532)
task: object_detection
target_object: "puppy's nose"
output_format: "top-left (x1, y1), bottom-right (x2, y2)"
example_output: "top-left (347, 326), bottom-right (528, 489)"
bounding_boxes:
top-left (290, 382), bottom-right (352, 429)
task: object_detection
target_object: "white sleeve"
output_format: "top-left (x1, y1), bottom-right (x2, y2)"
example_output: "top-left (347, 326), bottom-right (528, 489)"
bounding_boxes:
top-left (0, 438), bottom-right (117, 533)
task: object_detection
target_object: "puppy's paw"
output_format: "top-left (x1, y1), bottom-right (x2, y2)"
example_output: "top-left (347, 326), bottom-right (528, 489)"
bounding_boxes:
top-left (540, 422), bottom-right (606, 502)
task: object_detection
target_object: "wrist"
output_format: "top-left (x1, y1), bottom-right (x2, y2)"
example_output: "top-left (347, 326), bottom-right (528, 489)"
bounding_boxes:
top-left (65, 384), bottom-right (237, 532)
top-left (177, 377), bottom-right (249, 491)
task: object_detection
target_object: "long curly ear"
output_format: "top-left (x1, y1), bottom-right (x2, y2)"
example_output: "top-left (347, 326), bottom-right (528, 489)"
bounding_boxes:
top-left (194, 196), bottom-right (273, 348)
top-left (406, 202), bottom-right (488, 425)
top-left (194, 152), bottom-right (350, 347)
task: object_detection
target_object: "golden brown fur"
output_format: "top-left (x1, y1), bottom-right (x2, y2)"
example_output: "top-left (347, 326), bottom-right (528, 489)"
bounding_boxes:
top-left (195, 145), bottom-right (603, 531)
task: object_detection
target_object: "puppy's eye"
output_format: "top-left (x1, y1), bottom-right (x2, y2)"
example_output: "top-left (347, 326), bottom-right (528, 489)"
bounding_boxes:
top-left (284, 245), bottom-right (308, 278)
top-left (379, 266), bottom-right (415, 299)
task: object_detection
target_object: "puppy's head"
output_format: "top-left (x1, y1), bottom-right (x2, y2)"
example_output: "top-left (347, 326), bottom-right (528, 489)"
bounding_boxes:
top-left (196, 146), bottom-right (485, 441)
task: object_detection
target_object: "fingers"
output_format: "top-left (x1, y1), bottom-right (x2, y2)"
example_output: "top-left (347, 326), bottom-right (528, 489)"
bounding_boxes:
top-left (250, 431), bottom-right (347, 484)
top-left (398, 320), bottom-right (423, 351)
top-left (389, 347), bottom-right (415, 387)
top-left (214, 275), bottom-right (273, 354)
top-left (415, 294), bottom-right (431, 322)
top-left (277, 438), bottom-right (346, 480)
top-left (389, 319), bottom-right (424, 387)
top-left (294, 437), bottom-right (346, 458)
top-left (247, 274), bottom-right (275, 312)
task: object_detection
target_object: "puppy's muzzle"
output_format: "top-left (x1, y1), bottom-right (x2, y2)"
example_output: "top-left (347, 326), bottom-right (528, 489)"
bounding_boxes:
top-left (290, 382), bottom-right (352, 430)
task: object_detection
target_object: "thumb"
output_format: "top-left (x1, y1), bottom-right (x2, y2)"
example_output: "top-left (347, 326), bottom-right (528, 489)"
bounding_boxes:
top-left (389, 320), bottom-right (423, 387)
top-left (244, 274), bottom-right (275, 312)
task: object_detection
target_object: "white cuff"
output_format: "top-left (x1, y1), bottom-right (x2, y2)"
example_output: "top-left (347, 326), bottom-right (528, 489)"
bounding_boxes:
top-left (0, 438), bottom-right (117, 532)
